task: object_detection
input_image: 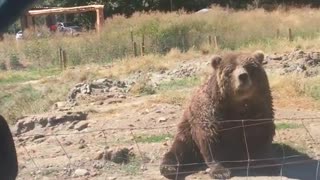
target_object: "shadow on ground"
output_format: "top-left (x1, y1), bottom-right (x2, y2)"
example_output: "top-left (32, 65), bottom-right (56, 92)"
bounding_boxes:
top-left (175, 143), bottom-right (319, 180)
top-left (232, 143), bottom-right (320, 180)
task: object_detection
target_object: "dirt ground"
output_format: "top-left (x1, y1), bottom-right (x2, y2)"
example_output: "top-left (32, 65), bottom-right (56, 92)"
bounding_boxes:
top-left (12, 51), bottom-right (320, 180)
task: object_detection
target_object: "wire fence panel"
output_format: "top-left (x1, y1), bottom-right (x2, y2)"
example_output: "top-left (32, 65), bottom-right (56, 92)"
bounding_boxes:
top-left (15, 117), bottom-right (320, 180)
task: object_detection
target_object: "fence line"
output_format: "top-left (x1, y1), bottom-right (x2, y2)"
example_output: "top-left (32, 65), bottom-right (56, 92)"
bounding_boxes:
top-left (15, 116), bottom-right (320, 179)
top-left (14, 116), bottom-right (320, 138)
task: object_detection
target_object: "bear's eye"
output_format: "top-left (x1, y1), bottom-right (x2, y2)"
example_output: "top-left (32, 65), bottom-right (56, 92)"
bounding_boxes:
top-left (223, 66), bottom-right (233, 76)
top-left (244, 63), bottom-right (258, 73)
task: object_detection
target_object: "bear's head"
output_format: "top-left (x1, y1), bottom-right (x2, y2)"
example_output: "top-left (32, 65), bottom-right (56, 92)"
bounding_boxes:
top-left (211, 51), bottom-right (268, 102)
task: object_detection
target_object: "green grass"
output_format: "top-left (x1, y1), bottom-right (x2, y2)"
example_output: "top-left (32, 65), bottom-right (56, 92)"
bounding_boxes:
top-left (104, 156), bottom-right (142, 176)
top-left (157, 76), bottom-right (201, 91)
top-left (305, 84), bottom-right (320, 101)
top-left (0, 81), bottom-right (70, 124)
top-left (120, 157), bottom-right (142, 175)
top-left (276, 122), bottom-right (302, 130)
top-left (135, 134), bottom-right (173, 143)
top-left (0, 68), bottom-right (60, 85)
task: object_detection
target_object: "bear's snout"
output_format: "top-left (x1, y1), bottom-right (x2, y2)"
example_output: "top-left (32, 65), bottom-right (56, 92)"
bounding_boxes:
top-left (234, 67), bottom-right (252, 90)
top-left (238, 72), bottom-right (249, 83)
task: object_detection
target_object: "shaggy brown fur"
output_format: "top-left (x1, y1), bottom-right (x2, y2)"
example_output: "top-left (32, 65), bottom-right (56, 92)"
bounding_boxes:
top-left (160, 51), bottom-right (275, 179)
top-left (0, 115), bottom-right (18, 180)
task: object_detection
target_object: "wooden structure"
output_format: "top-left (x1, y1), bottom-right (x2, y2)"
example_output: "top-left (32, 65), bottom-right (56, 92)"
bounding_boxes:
top-left (21, 5), bottom-right (105, 33)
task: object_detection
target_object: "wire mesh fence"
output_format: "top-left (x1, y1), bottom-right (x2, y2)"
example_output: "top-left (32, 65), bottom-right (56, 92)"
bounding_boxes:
top-left (15, 117), bottom-right (320, 180)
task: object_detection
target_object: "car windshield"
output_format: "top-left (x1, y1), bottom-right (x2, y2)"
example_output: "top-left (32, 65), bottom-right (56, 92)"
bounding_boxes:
top-left (2, 2), bottom-right (320, 180)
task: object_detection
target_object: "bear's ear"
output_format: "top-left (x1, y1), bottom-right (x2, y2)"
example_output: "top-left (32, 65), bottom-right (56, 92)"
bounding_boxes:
top-left (211, 55), bottom-right (222, 69)
top-left (253, 50), bottom-right (264, 64)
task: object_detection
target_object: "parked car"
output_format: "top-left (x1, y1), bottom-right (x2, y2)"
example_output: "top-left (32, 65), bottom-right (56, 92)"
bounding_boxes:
top-left (57, 22), bottom-right (82, 35)
top-left (15, 30), bottom-right (23, 40)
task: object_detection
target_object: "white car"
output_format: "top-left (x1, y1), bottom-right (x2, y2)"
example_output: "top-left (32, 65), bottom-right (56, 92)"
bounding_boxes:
top-left (15, 30), bottom-right (23, 40)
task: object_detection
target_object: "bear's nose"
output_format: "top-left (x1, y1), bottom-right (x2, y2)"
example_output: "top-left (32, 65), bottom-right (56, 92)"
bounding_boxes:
top-left (239, 73), bottom-right (249, 82)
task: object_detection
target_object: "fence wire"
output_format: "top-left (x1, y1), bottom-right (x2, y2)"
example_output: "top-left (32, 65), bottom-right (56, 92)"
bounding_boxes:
top-left (15, 117), bottom-right (320, 180)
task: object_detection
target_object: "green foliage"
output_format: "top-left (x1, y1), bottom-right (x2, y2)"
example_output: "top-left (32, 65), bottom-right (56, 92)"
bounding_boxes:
top-left (0, 62), bottom-right (6, 71)
top-left (9, 53), bottom-right (22, 70)
top-left (120, 156), bottom-right (142, 175)
top-left (0, 69), bottom-right (68, 124)
top-left (0, 69), bottom-right (60, 85)
top-left (157, 77), bottom-right (201, 91)
top-left (135, 134), bottom-right (173, 143)
top-left (276, 123), bottom-right (302, 130)
top-left (0, 85), bottom-right (42, 122)
top-left (304, 83), bottom-right (320, 100)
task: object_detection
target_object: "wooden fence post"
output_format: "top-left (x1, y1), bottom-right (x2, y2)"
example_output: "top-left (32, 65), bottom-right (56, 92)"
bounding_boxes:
top-left (276, 29), bottom-right (280, 39)
top-left (133, 42), bottom-right (138, 57)
top-left (288, 28), bottom-right (293, 41)
top-left (214, 36), bottom-right (219, 49)
top-left (130, 30), bottom-right (135, 55)
top-left (58, 47), bottom-right (63, 70)
top-left (208, 35), bottom-right (212, 46)
top-left (58, 48), bottom-right (67, 71)
top-left (141, 34), bottom-right (145, 56)
top-left (62, 50), bottom-right (67, 70)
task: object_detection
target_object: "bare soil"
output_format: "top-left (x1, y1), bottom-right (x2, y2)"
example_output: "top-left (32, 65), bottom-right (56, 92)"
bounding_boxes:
top-left (13, 52), bottom-right (320, 180)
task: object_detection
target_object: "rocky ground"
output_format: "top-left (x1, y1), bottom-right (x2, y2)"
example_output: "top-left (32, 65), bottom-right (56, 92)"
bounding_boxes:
top-left (12, 49), bottom-right (320, 180)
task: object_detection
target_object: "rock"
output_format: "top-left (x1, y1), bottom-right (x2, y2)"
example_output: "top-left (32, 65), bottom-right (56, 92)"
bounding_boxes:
top-left (93, 162), bottom-right (104, 169)
top-left (75, 122), bottom-right (89, 131)
top-left (32, 134), bottom-right (45, 141)
top-left (109, 86), bottom-right (119, 92)
top-left (93, 101), bottom-right (104, 105)
top-left (33, 138), bottom-right (46, 144)
top-left (79, 138), bottom-right (86, 144)
top-left (63, 141), bottom-right (73, 146)
top-left (106, 94), bottom-right (115, 98)
top-left (52, 101), bottom-right (70, 111)
top-left (105, 147), bottom-right (131, 164)
top-left (108, 177), bottom-right (117, 180)
top-left (94, 151), bottom-right (104, 160)
top-left (158, 117), bottom-right (167, 123)
top-left (74, 169), bottom-right (89, 177)
top-left (107, 99), bottom-right (123, 104)
top-left (14, 117), bottom-right (36, 135)
top-left (205, 168), bottom-right (210, 174)
top-left (269, 55), bottom-right (282, 61)
top-left (67, 121), bottom-right (78, 130)
top-left (67, 78), bottom-right (130, 104)
top-left (92, 78), bottom-right (112, 87)
top-left (140, 165), bottom-right (147, 171)
top-left (14, 111), bottom-right (88, 135)
top-left (306, 59), bottom-right (320, 67)
top-left (305, 69), bottom-right (319, 77)
top-left (78, 144), bottom-right (87, 149)
top-left (296, 64), bottom-right (307, 73)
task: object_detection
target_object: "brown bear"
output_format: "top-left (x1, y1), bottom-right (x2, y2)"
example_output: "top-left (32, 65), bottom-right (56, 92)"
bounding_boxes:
top-left (160, 51), bottom-right (276, 179)
top-left (0, 115), bottom-right (18, 180)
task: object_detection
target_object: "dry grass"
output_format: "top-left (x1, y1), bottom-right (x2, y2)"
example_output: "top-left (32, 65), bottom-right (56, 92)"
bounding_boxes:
top-left (3, 7), bottom-right (320, 70)
top-left (149, 89), bottom-right (193, 106)
top-left (269, 73), bottom-right (320, 110)
top-left (102, 48), bottom-right (203, 79)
